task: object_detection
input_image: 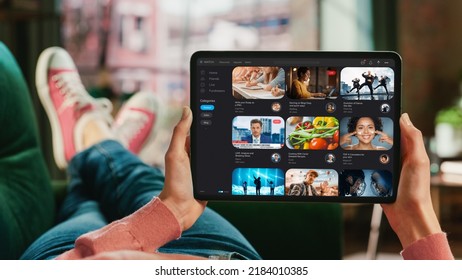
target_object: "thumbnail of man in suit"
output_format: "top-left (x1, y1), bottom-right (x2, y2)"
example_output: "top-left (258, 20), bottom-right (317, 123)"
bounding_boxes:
top-left (242, 119), bottom-right (271, 144)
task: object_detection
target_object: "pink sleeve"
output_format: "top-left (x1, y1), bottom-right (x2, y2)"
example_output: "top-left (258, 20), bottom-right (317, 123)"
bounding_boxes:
top-left (56, 197), bottom-right (181, 260)
top-left (401, 232), bottom-right (454, 260)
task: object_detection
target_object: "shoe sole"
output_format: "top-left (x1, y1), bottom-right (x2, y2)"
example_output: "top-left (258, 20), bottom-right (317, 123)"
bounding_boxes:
top-left (138, 92), bottom-right (162, 159)
top-left (35, 47), bottom-right (68, 170)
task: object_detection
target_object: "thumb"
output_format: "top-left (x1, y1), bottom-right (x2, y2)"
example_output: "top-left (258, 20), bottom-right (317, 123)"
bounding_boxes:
top-left (168, 107), bottom-right (193, 153)
top-left (399, 113), bottom-right (426, 160)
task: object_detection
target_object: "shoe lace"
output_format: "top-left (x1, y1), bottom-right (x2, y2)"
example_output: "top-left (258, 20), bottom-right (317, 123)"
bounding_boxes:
top-left (52, 71), bottom-right (113, 122)
top-left (115, 110), bottom-right (149, 146)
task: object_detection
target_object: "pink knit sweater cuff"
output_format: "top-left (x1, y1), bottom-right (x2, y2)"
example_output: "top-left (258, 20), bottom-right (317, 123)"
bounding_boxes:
top-left (56, 197), bottom-right (182, 259)
top-left (401, 232), bottom-right (454, 260)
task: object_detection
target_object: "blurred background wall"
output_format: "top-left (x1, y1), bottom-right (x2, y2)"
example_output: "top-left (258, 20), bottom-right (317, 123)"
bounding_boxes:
top-left (399, 0), bottom-right (462, 136)
top-left (2, 0), bottom-right (461, 203)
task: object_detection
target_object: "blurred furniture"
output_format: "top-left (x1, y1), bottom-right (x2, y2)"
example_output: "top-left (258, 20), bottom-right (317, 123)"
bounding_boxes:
top-left (365, 204), bottom-right (383, 260)
top-left (431, 175), bottom-right (462, 220)
top-left (0, 41), bottom-right (56, 259)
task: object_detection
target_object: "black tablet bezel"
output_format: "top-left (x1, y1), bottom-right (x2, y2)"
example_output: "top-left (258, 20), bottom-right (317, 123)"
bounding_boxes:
top-left (190, 50), bottom-right (401, 203)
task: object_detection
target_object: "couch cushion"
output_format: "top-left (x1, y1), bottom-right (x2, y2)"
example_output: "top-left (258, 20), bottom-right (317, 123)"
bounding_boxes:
top-left (0, 42), bottom-right (55, 259)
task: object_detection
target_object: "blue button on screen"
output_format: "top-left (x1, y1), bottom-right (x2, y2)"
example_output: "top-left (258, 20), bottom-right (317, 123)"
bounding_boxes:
top-left (200, 105), bottom-right (215, 111)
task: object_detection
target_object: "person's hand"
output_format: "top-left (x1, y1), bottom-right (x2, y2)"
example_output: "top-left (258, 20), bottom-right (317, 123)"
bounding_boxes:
top-left (320, 181), bottom-right (329, 195)
top-left (376, 130), bottom-right (393, 145)
top-left (340, 131), bottom-right (356, 146)
top-left (271, 85), bottom-right (283, 96)
top-left (246, 80), bottom-right (257, 87)
top-left (158, 107), bottom-right (207, 232)
top-left (313, 93), bottom-right (326, 98)
top-left (381, 113), bottom-right (442, 249)
top-left (264, 84), bottom-right (273, 91)
top-left (289, 116), bottom-right (303, 125)
top-left (350, 179), bottom-right (360, 194)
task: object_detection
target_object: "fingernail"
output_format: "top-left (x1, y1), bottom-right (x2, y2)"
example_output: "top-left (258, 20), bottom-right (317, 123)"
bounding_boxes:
top-left (402, 113), bottom-right (413, 126)
top-left (181, 106), bottom-right (190, 120)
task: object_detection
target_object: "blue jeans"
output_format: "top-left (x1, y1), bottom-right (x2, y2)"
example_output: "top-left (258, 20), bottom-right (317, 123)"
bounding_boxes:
top-left (20, 140), bottom-right (261, 260)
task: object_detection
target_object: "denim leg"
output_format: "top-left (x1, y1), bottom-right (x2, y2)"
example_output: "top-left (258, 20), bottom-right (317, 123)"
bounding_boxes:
top-left (20, 140), bottom-right (159, 260)
top-left (24, 140), bottom-right (261, 260)
top-left (160, 208), bottom-right (262, 260)
top-left (62, 140), bottom-right (165, 222)
top-left (20, 199), bottom-right (107, 260)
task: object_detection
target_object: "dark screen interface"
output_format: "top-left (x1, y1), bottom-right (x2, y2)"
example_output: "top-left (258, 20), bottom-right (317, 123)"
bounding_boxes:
top-left (191, 51), bottom-right (401, 202)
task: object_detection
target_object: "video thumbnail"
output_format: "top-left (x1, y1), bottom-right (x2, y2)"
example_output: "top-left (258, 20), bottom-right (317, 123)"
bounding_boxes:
top-left (232, 168), bottom-right (285, 196)
top-left (286, 116), bottom-right (339, 150)
top-left (340, 67), bottom-right (395, 100)
top-left (287, 66), bottom-right (338, 100)
top-left (339, 169), bottom-right (393, 197)
top-left (232, 66), bottom-right (285, 99)
top-left (232, 116), bottom-right (285, 149)
top-left (339, 117), bottom-right (393, 150)
top-left (285, 169), bottom-right (338, 196)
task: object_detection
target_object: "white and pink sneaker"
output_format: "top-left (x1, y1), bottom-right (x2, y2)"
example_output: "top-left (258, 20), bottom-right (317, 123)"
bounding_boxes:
top-left (35, 47), bottom-right (113, 170)
top-left (112, 91), bottom-right (160, 158)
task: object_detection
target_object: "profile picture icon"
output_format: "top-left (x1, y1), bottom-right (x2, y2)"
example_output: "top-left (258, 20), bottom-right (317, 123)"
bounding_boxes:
top-left (380, 154), bottom-right (389, 164)
top-left (271, 153), bottom-right (281, 163)
top-left (326, 102), bottom-right (336, 113)
top-left (381, 103), bottom-right (390, 113)
top-left (325, 153), bottom-right (336, 164)
top-left (271, 102), bottom-right (281, 112)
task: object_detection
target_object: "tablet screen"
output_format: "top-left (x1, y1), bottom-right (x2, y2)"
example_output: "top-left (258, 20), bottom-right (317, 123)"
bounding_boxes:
top-left (191, 51), bottom-right (401, 203)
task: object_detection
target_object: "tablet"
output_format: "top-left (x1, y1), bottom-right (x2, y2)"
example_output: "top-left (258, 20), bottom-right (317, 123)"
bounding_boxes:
top-left (190, 51), bottom-right (401, 203)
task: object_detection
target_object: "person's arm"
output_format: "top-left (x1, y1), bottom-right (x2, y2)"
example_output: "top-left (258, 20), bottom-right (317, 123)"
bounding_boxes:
top-left (400, 232), bottom-right (453, 260)
top-left (292, 80), bottom-right (311, 99)
top-left (246, 74), bottom-right (263, 87)
top-left (56, 198), bottom-right (182, 260)
top-left (57, 107), bottom-right (207, 260)
top-left (247, 74), bottom-right (265, 87)
top-left (319, 181), bottom-right (329, 196)
top-left (381, 113), bottom-right (454, 260)
top-left (267, 68), bottom-right (285, 89)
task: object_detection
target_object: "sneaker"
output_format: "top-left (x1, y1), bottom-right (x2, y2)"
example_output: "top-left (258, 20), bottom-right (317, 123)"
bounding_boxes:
top-left (112, 91), bottom-right (160, 157)
top-left (35, 47), bottom-right (113, 170)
